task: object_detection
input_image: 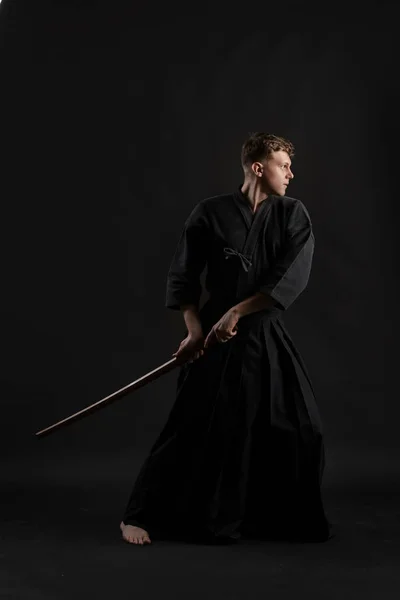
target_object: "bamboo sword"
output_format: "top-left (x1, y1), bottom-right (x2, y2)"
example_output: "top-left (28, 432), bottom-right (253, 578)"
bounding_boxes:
top-left (35, 356), bottom-right (178, 438)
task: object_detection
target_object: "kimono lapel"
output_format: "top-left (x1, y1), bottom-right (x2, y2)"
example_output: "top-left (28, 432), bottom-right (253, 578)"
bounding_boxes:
top-left (230, 189), bottom-right (276, 300)
top-left (232, 190), bottom-right (253, 231)
top-left (232, 189), bottom-right (275, 265)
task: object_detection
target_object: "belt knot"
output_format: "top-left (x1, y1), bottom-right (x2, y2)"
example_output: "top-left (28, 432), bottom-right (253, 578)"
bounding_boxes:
top-left (223, 247), bottom-right (252, 272)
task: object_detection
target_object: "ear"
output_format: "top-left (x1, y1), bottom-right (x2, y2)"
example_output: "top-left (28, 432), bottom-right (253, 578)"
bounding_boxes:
top-left (251, 162), bottom-right (263, 177)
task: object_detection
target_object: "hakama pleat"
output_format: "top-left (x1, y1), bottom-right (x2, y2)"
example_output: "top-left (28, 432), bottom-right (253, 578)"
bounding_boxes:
top-left (123, 307), bottom-right (331, 542)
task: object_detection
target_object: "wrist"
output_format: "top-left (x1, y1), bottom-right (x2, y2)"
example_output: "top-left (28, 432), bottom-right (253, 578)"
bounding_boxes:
top-left (188, 326), bottom-right (203, 339)
top-left (181, 304), bottom-right (203, 338)
top-left (230, 305), bottom-right (243, 319)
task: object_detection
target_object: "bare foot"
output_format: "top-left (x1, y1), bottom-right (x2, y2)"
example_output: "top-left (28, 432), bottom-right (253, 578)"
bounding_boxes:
top-left (120, 521), bottom-right (151, 545)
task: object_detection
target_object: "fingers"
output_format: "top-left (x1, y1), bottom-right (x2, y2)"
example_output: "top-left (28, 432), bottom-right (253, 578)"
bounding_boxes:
top-left (172, 341), bottom-right (183, 358)
top-left (187, 349), bottom-right (205, 364)
top-left (176, 325), bottom-right (235, 357)
top-left (215, 331), bottom-right (237, 344)
top-left (205, 328), bottom-right (238, 347)
top-left (174, 346), bottom-right (202, 364)
top-left (172, 348), bottom-right (186, 363)
top-left (216, 327), bottom-right (237, 342)
top-left (204, 329), bottom-right (216, 348)
top-left (223, 326), bottom-right (237, 337)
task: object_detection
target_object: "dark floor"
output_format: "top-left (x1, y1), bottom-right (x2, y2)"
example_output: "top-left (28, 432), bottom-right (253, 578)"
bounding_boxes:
top-left (1, 445), bottom-right (400, 600)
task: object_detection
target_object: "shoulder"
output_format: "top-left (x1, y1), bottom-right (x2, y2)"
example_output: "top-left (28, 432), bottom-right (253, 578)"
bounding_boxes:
top-left (185, 193), bottom-right (235, 222)
top-left (186, 193), bottom-right (232, 213)
top-left (274, 194), bottom-right (305, 210)
top-left (183, 195), bottom-right (223, 227)
top-left (275, 195), bottom-right (312, 221)
top-left (200, 193), bottom-right (234, 211)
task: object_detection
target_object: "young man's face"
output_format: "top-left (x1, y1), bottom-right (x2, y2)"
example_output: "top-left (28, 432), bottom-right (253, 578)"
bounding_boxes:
top-left (254, 150), bottom-right (294, 196)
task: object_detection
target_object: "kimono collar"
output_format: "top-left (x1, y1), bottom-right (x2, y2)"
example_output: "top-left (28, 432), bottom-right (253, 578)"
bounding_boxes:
top-left (235, 185), bottom-right (271, 213)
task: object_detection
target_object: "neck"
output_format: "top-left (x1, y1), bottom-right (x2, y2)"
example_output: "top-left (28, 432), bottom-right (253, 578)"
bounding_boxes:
top-left (240, 179), bottom-right (269, 213)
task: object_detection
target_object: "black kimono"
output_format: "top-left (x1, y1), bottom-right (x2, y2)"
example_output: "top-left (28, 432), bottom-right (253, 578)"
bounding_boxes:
top-left (123, 187), bottom-right (332, 543)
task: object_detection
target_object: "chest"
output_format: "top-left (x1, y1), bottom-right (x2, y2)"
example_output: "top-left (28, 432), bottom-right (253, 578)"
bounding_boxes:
top-left (207, 205), bottom-right (287, 264)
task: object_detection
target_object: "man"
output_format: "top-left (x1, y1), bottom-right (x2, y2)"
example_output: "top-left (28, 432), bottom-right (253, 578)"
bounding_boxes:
top-left (120, 132), bottom-right (332, 545)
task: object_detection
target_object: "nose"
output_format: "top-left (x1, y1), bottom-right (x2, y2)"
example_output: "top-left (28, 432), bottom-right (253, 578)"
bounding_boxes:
top-left (288, 169), bottom-right (294, 180)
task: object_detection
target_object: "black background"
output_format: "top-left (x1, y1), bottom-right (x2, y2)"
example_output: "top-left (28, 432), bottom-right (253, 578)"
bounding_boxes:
top-left (1, 1), bottom-right (399, 598)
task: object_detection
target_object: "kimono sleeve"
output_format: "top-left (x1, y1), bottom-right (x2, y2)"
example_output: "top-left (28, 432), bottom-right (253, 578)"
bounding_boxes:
top-left (165, 202), bottom-right (209, 310)
top-left (259, 200), bottom-right (315, 311)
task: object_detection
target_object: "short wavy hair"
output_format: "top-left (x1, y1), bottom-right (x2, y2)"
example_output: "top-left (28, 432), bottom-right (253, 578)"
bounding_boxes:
top-left (241, 132), bottom-right (295, 169)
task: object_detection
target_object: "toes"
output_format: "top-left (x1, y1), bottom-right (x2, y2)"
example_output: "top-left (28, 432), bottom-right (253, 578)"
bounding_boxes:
top-left (121, 526), bottom-right (151, 545)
